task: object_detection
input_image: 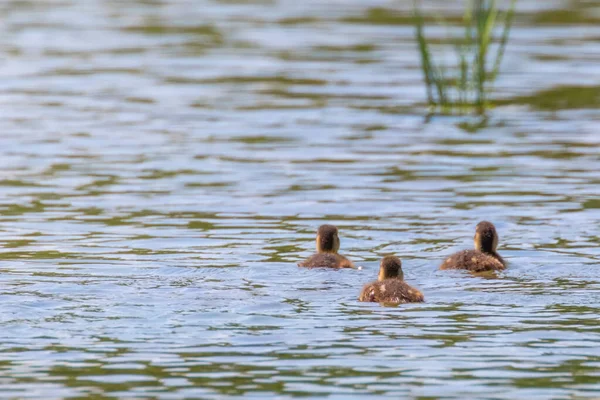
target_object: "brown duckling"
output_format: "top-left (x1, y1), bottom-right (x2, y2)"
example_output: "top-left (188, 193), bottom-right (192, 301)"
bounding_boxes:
top-left (440, 221), bottom-right (506, 272)
top-left (298, 224), bottom-right (354, 268)
top-left (359, 255), bottom-right (424, 304)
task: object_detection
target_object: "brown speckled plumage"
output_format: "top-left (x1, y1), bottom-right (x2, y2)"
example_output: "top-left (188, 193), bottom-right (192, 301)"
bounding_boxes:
top-left (440, 221), bottom-right (506, 272)
top-left (359, 278), bottom-right (424, 303)
top-left (359, 255), bottom-right (424, 304)
top-left (440, 249), bottom-right (505, 272)
top-left (298, 224), bottom-right (354, 268)
top-left (298, 253), bottom-right (354, 268)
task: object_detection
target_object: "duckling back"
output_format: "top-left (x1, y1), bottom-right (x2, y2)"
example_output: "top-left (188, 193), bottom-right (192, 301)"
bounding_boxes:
top-left (359, 279), bottom-right (424, 304)
top-left (298, 253), bottom-right (353, 268)
top-left (440, 249), bottom-right (504, 272)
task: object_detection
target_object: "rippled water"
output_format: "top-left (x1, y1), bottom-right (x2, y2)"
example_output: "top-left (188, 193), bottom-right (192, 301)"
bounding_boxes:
top-left (1, 0), bottom-right (600, 398)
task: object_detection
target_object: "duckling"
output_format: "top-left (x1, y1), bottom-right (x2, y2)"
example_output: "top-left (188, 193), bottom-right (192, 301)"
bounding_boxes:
top-left (298, 224), bottom-right (354, 268)
top-left (440, 221), bottom-right (506, 272)
top-left (359, 255), bottom-right (424, 304)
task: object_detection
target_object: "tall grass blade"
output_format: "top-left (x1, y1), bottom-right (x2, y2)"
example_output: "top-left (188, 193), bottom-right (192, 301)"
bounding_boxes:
top-left (474, 0), bottom-right (488, 112)
top-left (490, 0), bottom-right (517, 82)
top-left (414, 1), bottom-right (435, 105)
top-left (412, 0), bottom-right (516, 115)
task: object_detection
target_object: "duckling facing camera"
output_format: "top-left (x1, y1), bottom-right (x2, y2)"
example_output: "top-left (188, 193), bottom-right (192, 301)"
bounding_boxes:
top-left (440, 221), bottom-right (505, 272)
top-left (359, 255), bottom-right (424, 304)
top-left (298, 224), bottom-right (354, 268)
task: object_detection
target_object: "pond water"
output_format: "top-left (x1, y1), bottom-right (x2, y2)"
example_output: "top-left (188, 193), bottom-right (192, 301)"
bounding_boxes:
top-left (0, 0), bottom-right (600, 398)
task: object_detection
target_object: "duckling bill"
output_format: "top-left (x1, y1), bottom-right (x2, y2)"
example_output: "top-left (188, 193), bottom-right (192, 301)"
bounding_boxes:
top-left (359, 255), bottom-right (424, 304)
top-left (440, 221), bottom-right (505, 272)
top-left (298, 224), bottom-right (354, 268)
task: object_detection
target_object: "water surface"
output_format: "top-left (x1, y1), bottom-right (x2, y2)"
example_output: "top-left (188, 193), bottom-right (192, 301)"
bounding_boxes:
top-left (0, 0), bottom-right (600, 398)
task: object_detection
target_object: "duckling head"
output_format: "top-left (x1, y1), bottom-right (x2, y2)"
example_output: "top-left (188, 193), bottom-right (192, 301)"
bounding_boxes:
top-left (474, 221), bottom-right (498, 253)
top-left (316, 224), bottom-right (340, 254)
top-left (378, 255), bottom-right (404, 281)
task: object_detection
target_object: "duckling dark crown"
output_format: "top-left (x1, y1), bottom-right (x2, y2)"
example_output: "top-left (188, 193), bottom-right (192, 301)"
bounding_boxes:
top-left (475, 221), bottom-right (498, 253)
top-left (379, 255), bottom-right (403, 280)
top-left (317, 224), bottom-right (338, 252)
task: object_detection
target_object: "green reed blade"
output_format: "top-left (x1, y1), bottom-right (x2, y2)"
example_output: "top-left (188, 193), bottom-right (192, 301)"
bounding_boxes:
top-left (490, 0), bottom-right (516, 82)
top-left (414, 1), bottom-right (435, 105)
top-left (412, 0), bottom-right (516, 114)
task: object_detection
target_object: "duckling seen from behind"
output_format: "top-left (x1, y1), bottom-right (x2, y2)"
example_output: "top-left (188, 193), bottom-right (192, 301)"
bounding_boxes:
top-left (440, 221), bottom-right (505, 272)
top-left (359, 255), bottom-right (424, 304)
top-left (298, 224), bottom-right (354, 268)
